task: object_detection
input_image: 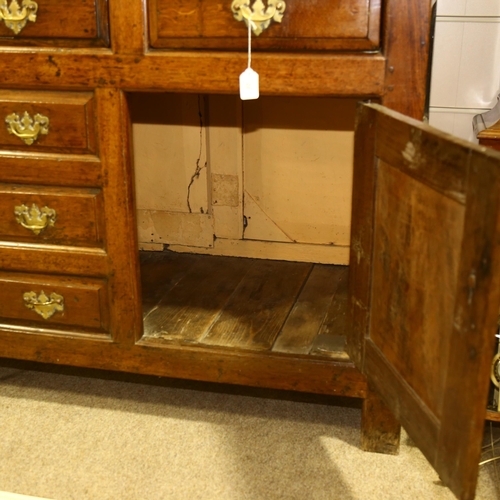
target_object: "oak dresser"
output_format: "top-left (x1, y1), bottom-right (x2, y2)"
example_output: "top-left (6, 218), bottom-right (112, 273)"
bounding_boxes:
top-left (3, 2), bottom-right (498, 500)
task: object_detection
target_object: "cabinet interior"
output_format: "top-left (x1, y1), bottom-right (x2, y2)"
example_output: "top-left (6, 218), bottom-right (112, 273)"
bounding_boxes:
top-left (129, 93), bottom-right (356, 359)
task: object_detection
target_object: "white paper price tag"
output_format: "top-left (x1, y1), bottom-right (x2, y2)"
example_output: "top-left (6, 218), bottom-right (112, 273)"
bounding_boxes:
top-left (240, 67), bottom-right (259, 101)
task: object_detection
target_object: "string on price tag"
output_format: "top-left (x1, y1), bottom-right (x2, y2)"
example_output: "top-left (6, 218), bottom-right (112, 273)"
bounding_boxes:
top-left (239, 18), bottom-right (259, 100)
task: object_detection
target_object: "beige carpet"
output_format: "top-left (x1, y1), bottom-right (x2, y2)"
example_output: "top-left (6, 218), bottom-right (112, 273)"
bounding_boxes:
top-left (0, 360), bottom-right (498, 500)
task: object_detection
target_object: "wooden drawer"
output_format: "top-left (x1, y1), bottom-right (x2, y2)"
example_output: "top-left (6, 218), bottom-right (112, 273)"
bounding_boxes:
top-left (0, 184), bottom-right (104, 248)
top-left (0, 271), bottom-right (109, 335)
top-left (0, 90), bottom-right (96, 154)
top-left (0, 154), bottom-right (102, 188)
top-left (0, 0), bottom-right (109, 47)
top-left (148, 0), bottom-right (380, 50)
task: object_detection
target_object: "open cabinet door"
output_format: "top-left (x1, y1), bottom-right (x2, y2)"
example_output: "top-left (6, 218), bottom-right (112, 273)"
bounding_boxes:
top-left (348, 103), bottom-right (500, 500)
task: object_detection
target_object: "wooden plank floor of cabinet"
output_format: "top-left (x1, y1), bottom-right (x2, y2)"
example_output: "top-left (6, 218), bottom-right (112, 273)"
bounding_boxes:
top-left (140, 250), bottom-right (350, 360)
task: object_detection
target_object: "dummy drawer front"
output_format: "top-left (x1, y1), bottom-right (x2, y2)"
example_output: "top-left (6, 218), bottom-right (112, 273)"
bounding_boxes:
top-left (149, 0), bottom-right (380, 50)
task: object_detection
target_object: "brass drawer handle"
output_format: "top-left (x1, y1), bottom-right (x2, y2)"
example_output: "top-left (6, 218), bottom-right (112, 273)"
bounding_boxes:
top-left (231, 0), bottom-right (286, 36)
top-left (14, 203), bottom-right (57, 235)
top-left (5, 111), bottom-right (49, 145)
top-left (23, 290), bottom-right (65, 320)
top-left (0, 0), bottom-right (38, 34)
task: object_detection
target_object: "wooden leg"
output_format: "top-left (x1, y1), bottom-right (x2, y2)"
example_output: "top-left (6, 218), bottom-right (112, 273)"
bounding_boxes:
top-left (361, 384), bottom-right (401, 455)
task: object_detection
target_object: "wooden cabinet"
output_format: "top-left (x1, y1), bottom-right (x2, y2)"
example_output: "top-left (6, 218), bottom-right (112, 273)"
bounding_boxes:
top-left (2, 1), bottom-right (499, 499)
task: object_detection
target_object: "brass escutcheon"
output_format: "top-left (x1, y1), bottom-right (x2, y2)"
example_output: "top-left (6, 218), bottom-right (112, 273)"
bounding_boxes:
top-left (14, 203), bottom-right (57, 235)
top-left (0, 0), bottom-right (38, 34)
top-left (231, 0), bottom-right (286, 36)
top-left (23, 290), bottom-right (65, 320)
top-left (5, 111), bottom-right (49, 145)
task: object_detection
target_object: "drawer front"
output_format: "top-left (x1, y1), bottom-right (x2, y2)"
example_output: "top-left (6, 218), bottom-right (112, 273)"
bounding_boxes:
top-left (149, 0), bottom-right (380, 50)
top-left (0, 0), bottom-right (109, 47)
top-left (0, 154), bottom-right (102, 188)
top-left (0, 90), bottom-right (96, 154)
top-left (0, 272), bottom-right (109, 334)
top-left (0, 184), bottom-right (104, 248)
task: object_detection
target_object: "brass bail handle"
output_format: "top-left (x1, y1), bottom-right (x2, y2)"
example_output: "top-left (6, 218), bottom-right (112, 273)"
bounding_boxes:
top-left (23, 290), bottom-right (65, 320)
top-left (5, 111), bottom-right (49, 145)
top-left (14, 203), bottom-right (57, 235)
top-left (0, 0), bottom-right (38, 34)
top-left (231, 0), bottom-right (286, 36)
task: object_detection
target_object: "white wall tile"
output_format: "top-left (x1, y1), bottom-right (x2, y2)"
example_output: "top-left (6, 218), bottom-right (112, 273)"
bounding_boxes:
top-left (428, 110), bottom-right (455, 133)
top-left (437, 0), bottom-right (466, 16)
top-left (465, 0), bottom-right (500, 17)
top-left (429, 109), bottom-right (479, 142)
top-left (429, 21), bottom-right (464, 107)
top-left (456, 22), bottom-right (500, 108)
top-left (438, 0), bottom-right (500, 16)
top-left (430, 20), bottom-right (500, 108)
top-left (451, 112), bottom-right (478, 142)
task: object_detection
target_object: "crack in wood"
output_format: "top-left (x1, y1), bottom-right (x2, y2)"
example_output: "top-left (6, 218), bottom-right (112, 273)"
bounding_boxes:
top-left (187, 95), bottom-right (207, 213)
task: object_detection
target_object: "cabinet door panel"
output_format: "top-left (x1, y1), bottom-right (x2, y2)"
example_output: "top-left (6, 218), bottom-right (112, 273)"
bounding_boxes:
top-left (348, 103), bottom-right (500, 500)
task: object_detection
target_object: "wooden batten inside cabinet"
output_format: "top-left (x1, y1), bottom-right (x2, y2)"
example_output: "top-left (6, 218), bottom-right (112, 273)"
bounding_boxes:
top-left (129, 93), bottom-right (357, 265)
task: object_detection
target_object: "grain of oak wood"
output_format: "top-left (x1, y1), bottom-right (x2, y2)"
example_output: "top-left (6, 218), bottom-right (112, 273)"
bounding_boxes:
top-left (371, 161), bottom-right (464, 419)
top-left (143, 255), bottom-right (254, 343)
top-left (0, 153), bottom-right (102, 188)
top-left (141, 251), bottom-right (354, 359)
top-left (200, 259), bottom-right (312, 350)
top-left (273, 265), bottom-right (346, 355)
top-left (476, 117), bottom-right (500, 426)
top-left (0, 329), bottom-right (368, 397)
top-left (361, 383), bottom-right (401, 455)
top-left (436, 147), bottom-right (500, 500)
top-left (311, 266), bottom-right (350, 360)
top-left (381, 0), bottom-right (433, 119)
top-left (0, 243), bottom-right (109, 277)
top-left (375, 111), bottom-right (468, 203)
top-left (140, 251), bottom-right (200, 316)
top-left (95, 88), bottom-right (142, 345)
top-left (0, 52), bottom-right (386, 96)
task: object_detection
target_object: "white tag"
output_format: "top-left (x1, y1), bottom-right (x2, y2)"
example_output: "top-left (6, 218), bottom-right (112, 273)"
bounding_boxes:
top-left (240, 67), bottom-right (259, 101)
